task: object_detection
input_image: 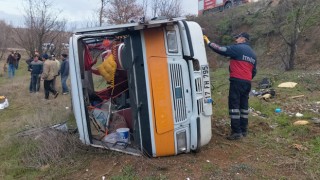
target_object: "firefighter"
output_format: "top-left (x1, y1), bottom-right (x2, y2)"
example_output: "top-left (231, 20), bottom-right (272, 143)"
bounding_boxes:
top-left (203, 32), bottom-right (257, 140)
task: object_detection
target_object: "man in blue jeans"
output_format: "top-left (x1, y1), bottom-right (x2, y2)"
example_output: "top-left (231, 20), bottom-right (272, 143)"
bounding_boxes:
top-left (29, 55), bottom-right (43, 93)
top-left (204, 32), bottom-right (257, 140)
top-left (6, 51), bottom-right (17, 78)
top-left (60, 53), bottom-right (69, 95)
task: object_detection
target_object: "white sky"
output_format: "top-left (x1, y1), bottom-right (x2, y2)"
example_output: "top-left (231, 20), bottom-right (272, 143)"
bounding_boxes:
top-left (0, 0), bottom-right (198, 27)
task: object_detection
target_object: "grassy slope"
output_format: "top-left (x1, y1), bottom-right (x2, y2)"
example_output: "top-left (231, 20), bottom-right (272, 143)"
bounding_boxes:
top-left (0, 59), bottom-right (82, 179)
top-left (1, 56), bottom-right (319, 179)
top-left (193, 2), bottom-right (320, 71)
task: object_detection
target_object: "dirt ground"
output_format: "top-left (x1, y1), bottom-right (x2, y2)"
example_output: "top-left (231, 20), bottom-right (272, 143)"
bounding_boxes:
top-left (67, 115), bottom-right (320, 180)
top-left (2, 58), bottom-right (318, 179)
top-left (64, 75), bottom-right (320, 179)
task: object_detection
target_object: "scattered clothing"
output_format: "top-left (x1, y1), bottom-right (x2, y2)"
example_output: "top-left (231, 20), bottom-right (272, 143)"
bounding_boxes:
top-left (278, 82), bottom-right (297, 88)
top-left (258, 77), bottom-right (272, 89)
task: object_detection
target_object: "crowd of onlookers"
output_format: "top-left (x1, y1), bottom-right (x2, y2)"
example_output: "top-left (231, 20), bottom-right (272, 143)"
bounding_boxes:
top-left (3, 50), bottom-right (70, 100)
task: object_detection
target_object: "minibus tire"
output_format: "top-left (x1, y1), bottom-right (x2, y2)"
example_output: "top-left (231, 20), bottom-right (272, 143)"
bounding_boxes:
top-left (224, 2), bottom-right (232, 10)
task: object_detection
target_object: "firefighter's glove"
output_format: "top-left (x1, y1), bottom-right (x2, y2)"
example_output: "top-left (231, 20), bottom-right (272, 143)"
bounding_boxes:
top-left (203, 35), bottom-right (210, 45)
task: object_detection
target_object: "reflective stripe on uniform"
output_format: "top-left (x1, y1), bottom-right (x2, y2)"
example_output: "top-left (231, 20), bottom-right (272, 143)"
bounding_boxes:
top-left (229, 109), bottom-right (240, 119)
top-left (240, 114), bottom-right (248, 118)
top-left (240, 109), bottom-right (249, 114)
top-left (230, 115), bottom-right (240, 119)
top-left (229, 109), bottom-right (240, 113)
top-left (240, 109), bottom-right (248, 119)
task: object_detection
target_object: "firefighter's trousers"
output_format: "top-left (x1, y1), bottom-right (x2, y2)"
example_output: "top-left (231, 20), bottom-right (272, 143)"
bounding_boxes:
top-left (228, 80), bottom-right (251, 134)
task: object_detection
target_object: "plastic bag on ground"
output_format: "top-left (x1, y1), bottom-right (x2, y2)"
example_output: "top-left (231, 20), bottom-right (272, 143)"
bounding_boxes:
top-left (0, 97), bottom-right (9, 110)
top-left (102, 132), bottom-right (119, 143)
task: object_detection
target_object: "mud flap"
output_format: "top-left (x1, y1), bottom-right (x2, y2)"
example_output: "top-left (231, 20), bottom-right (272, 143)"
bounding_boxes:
top-left (192, 117), bottom-right (201, 153)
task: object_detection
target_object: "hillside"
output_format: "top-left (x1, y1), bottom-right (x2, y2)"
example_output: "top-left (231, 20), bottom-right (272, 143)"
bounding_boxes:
top-left (190, 0), bottom-right (320, 71)
top-left (1, 1), bottom-right (320, 179)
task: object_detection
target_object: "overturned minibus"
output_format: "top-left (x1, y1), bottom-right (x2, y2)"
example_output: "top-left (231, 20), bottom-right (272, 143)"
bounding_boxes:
top-left (69, 17), bottom-right (213, 157)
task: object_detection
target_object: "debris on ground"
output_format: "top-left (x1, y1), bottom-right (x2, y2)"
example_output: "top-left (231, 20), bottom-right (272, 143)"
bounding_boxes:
top-left (293, 120), bottom-right (309, 126)
top-left (295, 113), bottom-right (304, 117)
top-left (278, 82), bottom-right (297, 88)
top-left (51, 121), bottom-right (68, 132)
top-left (270, 123), bottom-right (278, 129)
top-left (0, 96), bottom-right (9, 109)
top-left (311, 118), bottom-right (320, 124)
top-left (283, 101), bottom-right (320, 116)
top-left (290, 95), bottom-right (305, 99)
top-left (250, 89), bottom-right (276, 101)
top-left (262, 93), bottom-right (272, 101)
top-left (258, 77), bottom-right (272, 89)
top-left (249, 107), bottom-right (268, 118)
top-left (275, 108), bottom-right (281, 113)
top-left (16, 122), bottom-right (76, 137)
top-left (250, 89), bottom-right (261, 96)
top-left (291, 144), bottom-right (308, 151)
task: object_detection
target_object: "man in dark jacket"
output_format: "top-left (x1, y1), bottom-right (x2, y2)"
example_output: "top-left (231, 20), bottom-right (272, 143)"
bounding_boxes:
top-left (29, 55), bottom-right (43, 93)
top-left (15, 51), bottom-right (21, 69)
top-left (6, 51), bottom-right (17, 78)
top-left (204, 32), bottom-right (257, 140)
top-left (26, 56), bottom-right (34, 92)
top-left (60, 53), bottom-right (69, 94)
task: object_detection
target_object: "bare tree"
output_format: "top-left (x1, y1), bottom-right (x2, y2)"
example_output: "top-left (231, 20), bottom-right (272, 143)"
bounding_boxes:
top-left (98, 0), bottom-right (110, 26)
top-left (151, 0), bottom-right (159, 18)
top-left (141, 0), bottom-right (149, 19)
top-left (105, 0), bottom-right (144, 24)
top-left (269, 0), bottom-right (320, 70)
top-left (0, 21), bottom-right (12, 61)
top-left (151, 0), bottom-right (182, 18)
top-left (14, 0), bottom-right (67, 57)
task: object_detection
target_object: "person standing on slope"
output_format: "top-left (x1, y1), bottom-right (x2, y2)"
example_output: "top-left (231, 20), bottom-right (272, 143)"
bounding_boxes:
top-left (204, 32), bottom-right (257, 140)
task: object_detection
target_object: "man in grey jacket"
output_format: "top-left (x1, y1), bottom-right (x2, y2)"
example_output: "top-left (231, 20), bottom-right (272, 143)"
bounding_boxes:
top-left (60, 53), bottom-right (69, 95)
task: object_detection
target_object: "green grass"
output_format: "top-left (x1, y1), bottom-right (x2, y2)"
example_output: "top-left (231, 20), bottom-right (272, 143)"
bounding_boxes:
top-left (309, 137), bottom-right (320, 153)
top-left (143, 174), bottom-right (169, 180)
top-left (202, 162), bottom-right (215, 172)
top-left (0, 139), bottom-right (39, 179)
top-left (111, 165), bottom-right (137, 180)
top-left (1, 56), bottom-right (320, 179)
top-left (0, 55), bottom-right (86, 179)
top-left (210, 67), bottom-right (320, 177)
top-left (200, 162), bottom-right (222, 179)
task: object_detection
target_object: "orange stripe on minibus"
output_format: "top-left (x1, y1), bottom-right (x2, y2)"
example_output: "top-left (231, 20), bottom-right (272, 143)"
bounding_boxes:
top-left (144, 28), bottom-right (175, 156)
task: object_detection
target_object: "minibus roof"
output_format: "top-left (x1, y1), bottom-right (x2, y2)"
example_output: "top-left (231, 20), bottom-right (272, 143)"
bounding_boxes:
top-left (73, 17), bottom-right (186, 35)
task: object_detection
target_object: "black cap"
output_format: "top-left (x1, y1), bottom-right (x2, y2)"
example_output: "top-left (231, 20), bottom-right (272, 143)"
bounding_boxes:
top-left (61, 53), bottom-right (68, 58)
top-left (42, 54), bottom-right (49, 60)
top-left (234, 32), bottom-right (250, 41)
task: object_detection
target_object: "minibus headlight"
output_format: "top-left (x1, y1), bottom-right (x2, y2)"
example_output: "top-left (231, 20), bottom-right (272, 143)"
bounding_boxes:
top-left (176, 130), bottom-right (187, 153)
top-left (166, 31), bottom-right (178, 53)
